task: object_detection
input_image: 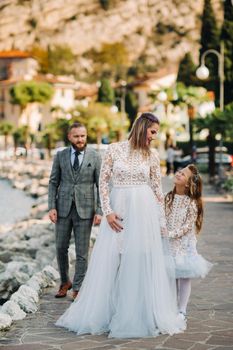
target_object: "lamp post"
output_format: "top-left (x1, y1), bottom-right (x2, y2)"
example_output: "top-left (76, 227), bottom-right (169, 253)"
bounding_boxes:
top-left (196, 42), bottom-right (224, 178)
top-left (187, 104), bottom-right (196, 162)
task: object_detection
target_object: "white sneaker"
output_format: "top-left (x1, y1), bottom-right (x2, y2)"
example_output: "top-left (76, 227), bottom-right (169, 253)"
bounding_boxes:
top-left (177, 312), bottom-right (187, 331)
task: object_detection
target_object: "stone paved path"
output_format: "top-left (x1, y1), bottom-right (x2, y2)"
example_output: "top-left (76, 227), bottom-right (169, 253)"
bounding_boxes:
top-left (0, 178), bottom-right (233, 350)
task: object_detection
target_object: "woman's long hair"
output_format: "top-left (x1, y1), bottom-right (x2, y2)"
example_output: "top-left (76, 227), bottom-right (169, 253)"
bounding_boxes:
top-left (165, 164), bottom-right (203, 234)
top-left (128, 112), bottom-right (160, 155)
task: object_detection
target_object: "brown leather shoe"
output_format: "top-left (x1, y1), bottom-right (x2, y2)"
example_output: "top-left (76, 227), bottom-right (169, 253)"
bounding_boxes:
top-left (55, 281), bottom-right (72, 298)
top-left (72, 290), bottom-right (79, 301)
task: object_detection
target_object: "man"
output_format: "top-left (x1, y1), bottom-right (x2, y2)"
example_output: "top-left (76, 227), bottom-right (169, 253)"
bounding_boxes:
top-left (48, 122), bottom-right (102, 300)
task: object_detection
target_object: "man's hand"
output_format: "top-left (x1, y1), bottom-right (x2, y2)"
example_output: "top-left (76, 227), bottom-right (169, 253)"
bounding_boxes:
top-left (49, 209), bottom-right (58, 224)
top-left (93, 214), bottom-right (102, 226)
top-left (106, 213), bottom-right (123, 233)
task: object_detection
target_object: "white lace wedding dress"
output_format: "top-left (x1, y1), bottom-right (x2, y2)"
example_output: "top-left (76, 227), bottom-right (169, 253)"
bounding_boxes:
top-left (166, 194), bottom-right (213, 278)
top-left (56, 141), bottom-right (185, 338)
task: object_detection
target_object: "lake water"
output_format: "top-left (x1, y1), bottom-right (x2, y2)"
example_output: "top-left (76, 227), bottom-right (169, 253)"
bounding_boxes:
top-left (0, 179), bottom-right (35, 226)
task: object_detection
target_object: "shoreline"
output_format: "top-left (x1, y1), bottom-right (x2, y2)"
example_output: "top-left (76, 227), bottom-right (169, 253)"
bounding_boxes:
top-left (0, 158), bottom-right (96, 330)
top-left (0, 158), bottom-right (61, 328)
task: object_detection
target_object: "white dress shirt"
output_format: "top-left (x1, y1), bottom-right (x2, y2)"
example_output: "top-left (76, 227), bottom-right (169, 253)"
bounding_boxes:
top-left (71, 146), bottom-right (84, 167)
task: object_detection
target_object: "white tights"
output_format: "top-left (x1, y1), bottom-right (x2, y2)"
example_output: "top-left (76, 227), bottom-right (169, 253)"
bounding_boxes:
top-left (176, 278), bottom-right (191, 315)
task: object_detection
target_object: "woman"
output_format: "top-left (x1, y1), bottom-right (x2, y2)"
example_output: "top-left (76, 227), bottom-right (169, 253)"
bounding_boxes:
top-left (56, 112), bottom-right (185, 338)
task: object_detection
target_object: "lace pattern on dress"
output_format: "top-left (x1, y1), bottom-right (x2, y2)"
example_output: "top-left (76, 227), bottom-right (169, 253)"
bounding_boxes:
top-left (99, 141), bottom-right (167, 234)
top-left (166, 195), bottom-right (198, 256)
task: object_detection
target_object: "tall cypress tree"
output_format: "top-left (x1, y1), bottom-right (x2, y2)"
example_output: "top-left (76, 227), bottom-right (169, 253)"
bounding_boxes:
top-left (97, 78), bottom-right (115, 105)
top-left (125, 90), bottom-right (139, 127)
top-left (221, 0), bottom-right (233, 105)
top-left (199, 0), bottom-right (220, 105)
top-left (177, 53), bottom-right (198, 87)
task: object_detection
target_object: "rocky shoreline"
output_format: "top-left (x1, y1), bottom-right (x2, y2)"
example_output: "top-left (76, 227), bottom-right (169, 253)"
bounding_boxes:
top-left (0, 159), bottom-right (78, 331)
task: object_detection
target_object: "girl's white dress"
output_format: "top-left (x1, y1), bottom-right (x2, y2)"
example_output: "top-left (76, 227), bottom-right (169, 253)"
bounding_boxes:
top-left (166, 194), bottom-right (213, 279)
top-left (56, 141), bottom-right (185, 338)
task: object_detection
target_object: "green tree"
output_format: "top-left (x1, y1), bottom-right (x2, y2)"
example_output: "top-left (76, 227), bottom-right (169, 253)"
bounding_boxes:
top-left (223, 102), bottom-right (233, 140)
top-left (15, 125), bottom-right (30, 154)
top-left (97, 78), bottom-right (115, 104)
top-left (10, 81), bottom-right (54, 154)
top-left (12, 128), bottom-right (22, 155)
top-left (29, 45), bottom-right (49, 74)
top-left (99, 0), bottom-right (115, 10)
top-left (177, 53), bottom-right (198, 87)
top-left (88, 116), bottom-right (108, 146)
top-left (70, 102), bottom-right (129, 143)
top-left (0, 121), bottom-right (14, 151)
top-left (221, 0), bottom-right (233, 105)
top-left (87, 43), bottom-right (129, 80)
top-left (30, 45), bottom-right (76, 75)
top-left (10, 81), bottom-right (54, 107)
top-left (48, 45), bottom-right (75, 76)
top-left (40, 123), bottom-right (60, 158)
top-left (53, 118), bottom-right (70, 146)
top-left (195, 103), bottom-right (233, 180)
top-left (125, 90), bottom-right (139, 127)
top-left (199, 0), bottom-right (220, 104)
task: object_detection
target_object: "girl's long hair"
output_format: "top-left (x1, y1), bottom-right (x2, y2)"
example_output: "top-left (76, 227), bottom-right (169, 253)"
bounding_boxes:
top-left (165, 164), bottom-right (203, 234)
top-left (128, 112), bottom-right (160, 155)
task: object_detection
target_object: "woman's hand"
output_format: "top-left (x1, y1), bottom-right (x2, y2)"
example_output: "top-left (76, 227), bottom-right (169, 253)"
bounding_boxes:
top-left (106, 213), bottom-right (123, 233)
top-left (161, 227), bottom-right (168, 237)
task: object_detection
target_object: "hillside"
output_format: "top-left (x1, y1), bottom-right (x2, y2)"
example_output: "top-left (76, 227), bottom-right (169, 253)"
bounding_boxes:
top-left (0, 0), bottom-right (222, 77)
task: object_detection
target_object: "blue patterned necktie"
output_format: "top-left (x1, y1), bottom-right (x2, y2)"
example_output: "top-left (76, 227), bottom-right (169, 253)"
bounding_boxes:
top-left (73, 151), bottom-right (80, 171)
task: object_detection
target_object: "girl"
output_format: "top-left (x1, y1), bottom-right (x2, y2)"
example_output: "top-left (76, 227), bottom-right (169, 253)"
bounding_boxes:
top-left (165, 164), bottom-right (213, 324)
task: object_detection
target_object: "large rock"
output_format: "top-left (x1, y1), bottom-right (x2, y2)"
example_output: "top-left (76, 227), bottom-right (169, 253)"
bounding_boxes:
top-left (25, 275), bottom-right (42, 294)
top-left (0, 261), bottom-right (6, 273)
top-left (10, 285), bottom-right (39, 313)
top-left (42, 265), bottom-right (59, 281)
top-left (0, 266), bottom-right (30, 300)
top-left (25, 265), bottom-right (59, 295)
top-left (0, 313), bottom-right (12, 330)
top-left (1, 300), bottom-right (26, 321)
top-left (31, 271), bottom-right (53, 289)
top-left (0, 250), bottom-right (13, 263)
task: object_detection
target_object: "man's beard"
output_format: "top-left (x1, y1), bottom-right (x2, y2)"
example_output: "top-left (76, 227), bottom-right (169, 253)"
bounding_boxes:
top-left (71, 142), bottom-right (86, 151)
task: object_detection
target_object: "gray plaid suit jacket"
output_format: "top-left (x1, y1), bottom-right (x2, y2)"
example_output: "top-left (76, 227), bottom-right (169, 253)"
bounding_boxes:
top-left (48, 146), bottom-right (102, 219)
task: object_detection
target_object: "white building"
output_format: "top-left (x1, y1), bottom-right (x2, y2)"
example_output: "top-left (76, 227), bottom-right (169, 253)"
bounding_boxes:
top-left (0, 50), bottom-right (79, 133)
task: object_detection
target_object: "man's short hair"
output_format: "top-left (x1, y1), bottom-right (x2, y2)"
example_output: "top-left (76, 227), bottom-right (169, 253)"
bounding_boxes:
top-left (68, 122), bottom-right (86, 133)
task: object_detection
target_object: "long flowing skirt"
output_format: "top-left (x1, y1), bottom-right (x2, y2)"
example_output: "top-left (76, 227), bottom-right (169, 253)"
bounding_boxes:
top-left (56, 185), bottom-right (185, 338)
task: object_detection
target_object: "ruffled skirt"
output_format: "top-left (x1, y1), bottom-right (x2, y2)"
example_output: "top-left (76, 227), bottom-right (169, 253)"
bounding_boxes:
top-left (174, 254), bottom-right (213, 279)
top-left (56, 184), bottom-right (185, 338)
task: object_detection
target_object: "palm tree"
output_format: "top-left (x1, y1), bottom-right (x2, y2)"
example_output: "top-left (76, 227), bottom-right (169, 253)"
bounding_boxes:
top-left (0, 121), bottom-right (14, 152)
top-left (12, 128), bottom-right (21, 156)
top-left (195, 103), bottom-right (233, 180)
top-left (71, 102), bottom-right (129, 143)
top-left (88, 116), bottom-right (108, 146)
top-left (40, 122), bottom-right (60, 158)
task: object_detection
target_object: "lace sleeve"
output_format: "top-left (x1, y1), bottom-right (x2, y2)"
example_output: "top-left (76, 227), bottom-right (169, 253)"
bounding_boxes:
top-left (99, 144), bottom-right (114, 216)
top-left (168, 201), bottom-right (198, 238)
top-left (150, 150), bottom-right (167, 236)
